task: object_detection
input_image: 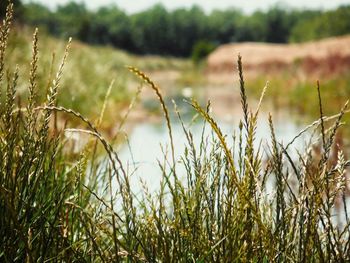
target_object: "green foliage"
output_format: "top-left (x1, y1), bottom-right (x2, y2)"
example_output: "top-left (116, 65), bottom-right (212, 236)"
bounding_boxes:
top-left (55, 2), bottom-right (90, 39)
top-left (246, 71), bottom-right (350, 120)
top-left (131, 4), bottom-right (173, 54)
top-left (234, 11), bottom-right (267, 42)
top-left (91, 6), bottom-right (132, 48)
top-left (191, 40), bottom-right (216, 64)
top-left (20, 2), bottom-right (350, 57)
top-left (5, 20), bottom-right (191, 126)
top-left (208, 8), bottom-right (243, 42)
top-left (22, 3), bottom-right (51, 26)
top-left (290, 6), bottom-right (350, 42)
top-left (264, 6), bottom-right (297, 43)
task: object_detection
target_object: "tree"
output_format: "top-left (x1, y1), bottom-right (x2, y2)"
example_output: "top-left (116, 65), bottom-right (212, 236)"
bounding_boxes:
top-left (264, 6), bottom-right (299, 43)
top-left (289, 6), bottom-right (350, 42)
top-left (131, 4), bottom-right (175, 54)
top-left (208, 9), bottom-right (243, 43)
top-left (191, 40), bottom-right (216, 64)
top-left (169, 6), bottom-right (208, 56)
top-left (91, 6), bottom-right (132, 49)
top-left (55, 2), bottom-right (91, 39)
top-left (23, 3), bottom-right (55, 33)
top-left (235, 11), bottom-right (267, 42)
top-left (17, 1), bottom-right (350, 57)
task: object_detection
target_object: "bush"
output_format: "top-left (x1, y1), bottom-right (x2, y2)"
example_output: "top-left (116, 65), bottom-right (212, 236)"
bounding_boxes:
top-left (191, 40), bottom-right (216, 64)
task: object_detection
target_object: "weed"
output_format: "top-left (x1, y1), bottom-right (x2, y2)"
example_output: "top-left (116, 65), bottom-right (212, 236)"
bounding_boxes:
top-left (1, 2), bottom-right (350, 262)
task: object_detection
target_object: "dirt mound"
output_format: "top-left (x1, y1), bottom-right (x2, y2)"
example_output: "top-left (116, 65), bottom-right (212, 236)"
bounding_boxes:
top-left (207, 35), bottom-right (350, 76)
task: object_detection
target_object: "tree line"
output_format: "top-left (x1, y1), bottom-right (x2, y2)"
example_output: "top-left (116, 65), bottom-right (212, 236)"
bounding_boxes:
top-left (4, 1), bottom-right (350, 57)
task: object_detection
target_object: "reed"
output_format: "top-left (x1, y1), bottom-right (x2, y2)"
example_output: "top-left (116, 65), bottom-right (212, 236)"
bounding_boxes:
top-left (1, 2), bottom-right (350, 262)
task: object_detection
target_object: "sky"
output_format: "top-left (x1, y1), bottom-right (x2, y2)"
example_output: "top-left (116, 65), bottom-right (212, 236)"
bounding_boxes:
top-left (23, 0), bottom-right (350, 14)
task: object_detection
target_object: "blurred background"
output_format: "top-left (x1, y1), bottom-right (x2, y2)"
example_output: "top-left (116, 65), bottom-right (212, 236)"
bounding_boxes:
top-left (8, 0), bottom-right (350, 56)
top-left (2, 0), bottom-right (350, 157)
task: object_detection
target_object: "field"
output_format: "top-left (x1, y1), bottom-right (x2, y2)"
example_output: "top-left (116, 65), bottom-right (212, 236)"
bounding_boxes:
top-left (5, 25), bottom-right (195, 132)
top-left (1, 3), bottom-right (350, 262)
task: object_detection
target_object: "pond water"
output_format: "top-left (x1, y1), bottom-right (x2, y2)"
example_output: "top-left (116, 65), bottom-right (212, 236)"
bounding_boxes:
top-left (117, 105), bottom-right (309, 193)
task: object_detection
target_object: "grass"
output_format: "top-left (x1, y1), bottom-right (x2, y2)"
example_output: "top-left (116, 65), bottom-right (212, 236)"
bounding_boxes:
top-left (1, 3), bottom-right (350, 262)
top-left (4, 23), bottom-right (192, 132)
top-left (243, 68), bottom-right (350, 151)
top-left (247, 73), bottom-right (349, 112)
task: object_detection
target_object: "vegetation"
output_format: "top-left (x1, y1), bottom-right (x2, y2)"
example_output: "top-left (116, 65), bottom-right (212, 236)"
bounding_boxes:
top-left (191, 40), bottom-right (216, 64)
top-left (1, 3), bottom-right (350, 262)
top-left (245, 70), bottom-right (350, 126)
top-left (16, 2), bottom-right (350, 57)
top-left (290, 6), bottom-right (350, 42)
top-left (4, 21), bottom-right (192, 128)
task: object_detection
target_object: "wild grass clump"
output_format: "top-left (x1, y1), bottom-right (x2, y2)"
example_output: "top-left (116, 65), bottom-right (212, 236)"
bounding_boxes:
top-left (5, 18), bottom-right (192, 129)
top-left (1, 2), bottom-right (350, 262)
